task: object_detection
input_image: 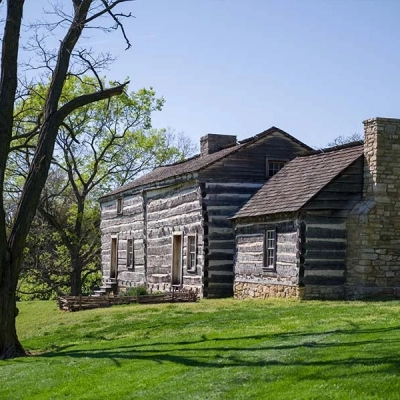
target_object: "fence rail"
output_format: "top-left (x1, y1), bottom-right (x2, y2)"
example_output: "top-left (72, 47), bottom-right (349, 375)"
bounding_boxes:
top-left (58, 290), bottom-right (199, 312)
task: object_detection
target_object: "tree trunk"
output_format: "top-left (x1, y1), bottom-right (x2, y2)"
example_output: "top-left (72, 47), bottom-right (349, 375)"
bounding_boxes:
top-left (0, 0), bottom-right (129, 359)
top-left (0, 0), bottom-right (25, 362)
top-left (70, 259), bottom-right (83, 296)
top-left (0, 252), bottom-right (26, 359)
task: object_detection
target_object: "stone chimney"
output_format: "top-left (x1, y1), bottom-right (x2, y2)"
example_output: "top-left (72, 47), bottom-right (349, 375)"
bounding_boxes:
top-left (200, 134), bottom-right (237, 156)
top-left (346, 117), bottom-right (400, 298)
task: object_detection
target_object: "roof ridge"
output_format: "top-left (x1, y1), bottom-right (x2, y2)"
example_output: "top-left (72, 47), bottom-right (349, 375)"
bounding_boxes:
top-left (100, 126), bottom-right (311, 200)
top-left (239, 126), bottom-right (313, 151)
top-left (156, 153), bottom-right (201, 168)
top-left (299, 140), bottom-right (363, 157)
top-left (232, 143), bottom-right (364, 219)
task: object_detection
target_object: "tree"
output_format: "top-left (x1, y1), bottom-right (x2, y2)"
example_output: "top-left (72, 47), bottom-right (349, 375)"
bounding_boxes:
top-left (0, 0), bottom-right (135, 359)
top-left (13, 76), bottom-right (195, 297)
top-left (327, 132), bottom-right (363, 147)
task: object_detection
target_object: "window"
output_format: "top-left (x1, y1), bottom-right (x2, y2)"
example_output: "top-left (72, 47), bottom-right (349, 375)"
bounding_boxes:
top-left (117, 198), bottom-right (123, 214)
top-left (267, 160), bottom-right (285, 178)
top-left (265, 229), bottom-right (276, 270)
top-left (127, 238), bottom-right (134, 269)
top-left (187, 235), bottom-right (197, 271)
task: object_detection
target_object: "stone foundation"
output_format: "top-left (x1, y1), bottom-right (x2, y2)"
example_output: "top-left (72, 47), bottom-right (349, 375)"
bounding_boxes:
top-left (234, 282), bottom-right (301, 299)
top-left (304, 285), bottom-right (345, 300)
top-left (345, 285), bottom-right (400, 300)
top-left (234, 282), bottom-right (349, 300)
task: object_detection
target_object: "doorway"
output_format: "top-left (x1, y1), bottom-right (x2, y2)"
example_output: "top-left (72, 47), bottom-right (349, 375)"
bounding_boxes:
top-left (171, 233), bottom-right (182, 286)
top-left (110, 237), bottom-right (118, 279)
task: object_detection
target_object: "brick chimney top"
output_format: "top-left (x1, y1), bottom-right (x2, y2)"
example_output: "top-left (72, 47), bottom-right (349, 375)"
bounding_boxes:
top-left (200, 134), bottom-right (237, 157)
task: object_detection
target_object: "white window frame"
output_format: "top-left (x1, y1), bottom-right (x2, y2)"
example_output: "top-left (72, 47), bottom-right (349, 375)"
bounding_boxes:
top-left (264, 229), bottom-right (277, 271)
top-left (127, 238), bottom-right (134, 270)
top-left (117, 198), bottom-right (123, 214)
top-left (266, 159), bottom-right (286, 178)
top-left (187, 234), bottom-right (197, 271)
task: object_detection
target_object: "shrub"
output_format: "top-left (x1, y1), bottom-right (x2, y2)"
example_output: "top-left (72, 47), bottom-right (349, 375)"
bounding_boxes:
top-left (121, 286), bottom-right (148, 297)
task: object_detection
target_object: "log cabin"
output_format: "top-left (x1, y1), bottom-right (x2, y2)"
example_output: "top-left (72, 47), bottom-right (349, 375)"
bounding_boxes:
top-left (99, 127), bottom-right (311, 297)
top-left (232, 117), bottom-right (400, 300)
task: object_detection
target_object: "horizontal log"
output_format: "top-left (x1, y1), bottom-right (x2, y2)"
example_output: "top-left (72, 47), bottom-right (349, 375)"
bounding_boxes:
top-left (237, 254), bottom-right (264, 263)
top-left (147, 246), bottom-right (171, 256)
top-left (306, 226), bottom-right (346, 239)
top-left (205, 287), bottom-right (233, 298)
top-left (277, 254), bottom-right (297, 264)
top-left (332, 174), bottom-right (363, 185)
top-left (208, 274), bottom-right (234, 284)
top-left (203, 198), bottom-right (248, 208)
top-left (204, 184), bottom-right (262, 195)
top-left (208, 252), bottom-right (234, 261)
top-left (237, 244), bottom-right (264, 253)
top-left (147, 201), bottom-right (201, 219)
top-left (208, 232), bottom-right (235, 241)
top-left (304, 215), bottom-right (346, 225)
top-left (303, 199), bottom-right (361, 210)
top-left (207, 207), bottom-right (242, 217)
top-left (147, 214), bottom-right (202, 229)
top-left (208, 218), bottom-right (234, 229)
top-left (100, 218), bottom-right (144, 229)
top-left (304, 276), bottom-right (345, 286)
top-left (304, 260), bottom-right (346, 270)
top-left (209, 240), bottom-right (235, 250)
top-left (277, 244), bottom-right (297, 254)
top-left (306, 240), bottom-right (346, 251)
top-left (305, 250), bottom-right (346, 260)
top-left (208, 263), bottom-right (234, 272)
top-left (311, 190), bottom-right (362, 201)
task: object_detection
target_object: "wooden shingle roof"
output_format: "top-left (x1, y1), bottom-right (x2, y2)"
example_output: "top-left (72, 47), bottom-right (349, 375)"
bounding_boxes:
top-left (100, 127), bottom-right (311, 200)
top-left (232, 143), bottom-right (364, 219)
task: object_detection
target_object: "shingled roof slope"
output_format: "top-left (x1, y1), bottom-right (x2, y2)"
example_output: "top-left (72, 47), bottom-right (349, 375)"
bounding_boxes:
top-left (232, 143), bottom-right (364, 219)
top-left (101, 127), bottom-right (311, 199)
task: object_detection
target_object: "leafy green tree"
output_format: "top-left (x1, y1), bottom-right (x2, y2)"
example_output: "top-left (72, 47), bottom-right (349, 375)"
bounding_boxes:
top-left (15, 76), bottom-right (195, 297)
top-left (0, 0), bottom-right (134, 359)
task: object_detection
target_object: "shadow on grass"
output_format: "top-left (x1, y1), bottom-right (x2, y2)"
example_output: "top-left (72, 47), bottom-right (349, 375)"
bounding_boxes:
top-left (38, 325), bottom-right (400, 374)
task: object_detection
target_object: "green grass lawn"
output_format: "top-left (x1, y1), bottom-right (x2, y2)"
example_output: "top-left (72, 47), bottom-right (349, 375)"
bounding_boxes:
top-left (1, 298), bottom-right (400, 399)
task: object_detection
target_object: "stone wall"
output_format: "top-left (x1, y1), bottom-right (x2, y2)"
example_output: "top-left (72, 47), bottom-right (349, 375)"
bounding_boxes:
top-left (234, 281), bottom-right (301, 299)
top-left (233, 282), bottom-right (345, 300)
top-left (346, 118), bottom-right (400, 298)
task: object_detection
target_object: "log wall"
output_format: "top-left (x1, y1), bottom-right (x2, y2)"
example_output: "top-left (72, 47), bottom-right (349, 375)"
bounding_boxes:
top-left (302, 214), bottom-right (347, 299)
top-left (301, 159), bottom-right (363, 299)
top-left (145, 180), bottom-right (204, 294)
top-left (200, 131), bottom-right (309, 183)
top-left (100, 192), bottom-right (146, 288)
top-left (100, 130), bottom-right (310, 298)
top-left (201, 182), bottom-right (263, 297)
top-left (200, 132), bottom-right (308, 298)
top-left (233, 218), bottom-right (300, 299)
top-left (303, 158), bottom-right (363, 212)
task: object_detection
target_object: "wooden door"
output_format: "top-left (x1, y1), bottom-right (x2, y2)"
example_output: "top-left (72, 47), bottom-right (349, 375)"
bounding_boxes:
top-left (171, 233), bottom-right (182, 286)
top-left (110, 238), bottom-right (118, 279)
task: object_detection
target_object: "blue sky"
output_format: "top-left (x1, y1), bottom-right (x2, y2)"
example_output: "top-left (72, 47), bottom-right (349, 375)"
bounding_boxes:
top-left (22, 0), bottom-right (400, 148)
